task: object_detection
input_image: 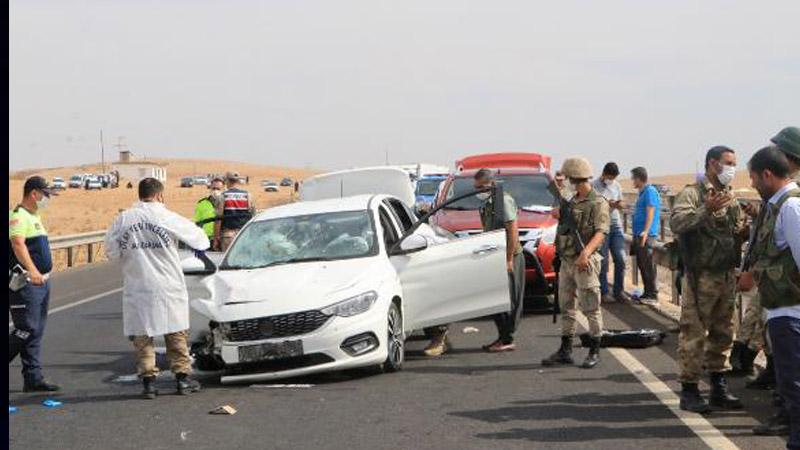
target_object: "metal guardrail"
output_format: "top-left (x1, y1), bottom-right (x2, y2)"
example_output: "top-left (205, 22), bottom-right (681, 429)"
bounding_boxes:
top-left (49, 231), bottom-right (107, 267)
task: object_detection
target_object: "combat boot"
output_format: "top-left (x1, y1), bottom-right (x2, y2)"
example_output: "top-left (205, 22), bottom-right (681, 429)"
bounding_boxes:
top-left (176, 373), bottom-right (201, 395)
top-left (679, 383), bottom-right (710, 414)
top-left (752, 408), bottom-right (790, 436)
top-left (728, 341), bottom-right (745, 373)
top-left (746, 355), bottom-right (775, 390)
top-left (709, 372), bottom-right (743, 410)
top-left (141, 376), bottom-right (158, 400)
top-left (580, 337), bottom-right (601, 369)
top-left (541, 336), bottom-right (574, 366)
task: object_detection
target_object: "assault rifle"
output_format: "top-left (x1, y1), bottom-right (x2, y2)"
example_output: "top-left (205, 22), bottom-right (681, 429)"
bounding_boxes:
top-left (547, 177), bottom-right (586, 323)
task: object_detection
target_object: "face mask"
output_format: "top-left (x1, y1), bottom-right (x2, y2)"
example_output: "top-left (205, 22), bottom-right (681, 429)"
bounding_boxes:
top-left (717, 164), bottom-right (736, 186)
top-left (476, 192), bottom-right (490, 201)
top-left (210, 189), bottom-right (222, 198)
top-left (35, 195), bottom-right (49, 210)
top-left (603, 178), bottom-right (613, 186)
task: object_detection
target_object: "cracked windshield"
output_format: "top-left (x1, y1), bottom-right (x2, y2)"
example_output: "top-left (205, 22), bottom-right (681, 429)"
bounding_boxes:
top-left (222, 210), bottom-right (376, 269)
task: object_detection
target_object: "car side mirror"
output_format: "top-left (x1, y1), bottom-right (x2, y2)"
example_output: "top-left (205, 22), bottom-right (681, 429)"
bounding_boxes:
top-left (181, 253), bottom-right (217, 276)
top-left (397, 233), bottom-right (429, 254)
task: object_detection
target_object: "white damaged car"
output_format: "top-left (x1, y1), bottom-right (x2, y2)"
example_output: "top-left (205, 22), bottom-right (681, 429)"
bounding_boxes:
top-left (183, 192), bottom-right (510, 384)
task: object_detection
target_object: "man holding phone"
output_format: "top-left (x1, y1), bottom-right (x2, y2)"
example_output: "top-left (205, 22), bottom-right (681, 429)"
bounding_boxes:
top-left (592, 162), bottom-right (628, 303)
top-left (8, 176), bottom-right (61, 392)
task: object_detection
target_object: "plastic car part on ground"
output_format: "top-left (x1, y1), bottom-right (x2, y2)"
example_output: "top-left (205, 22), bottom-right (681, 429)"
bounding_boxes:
top-left (10, 406), bottom-right (18, 414)
top-left (209, 405), bottom-right (237, 415)
top-left (42, 399), bottom-right (63, 408)
top-left (578, 329), bottom-right (667, 349)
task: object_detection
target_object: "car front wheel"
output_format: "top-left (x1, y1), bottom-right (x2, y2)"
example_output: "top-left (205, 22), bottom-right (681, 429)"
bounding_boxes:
top-left (379, 302), bottom-right (404, 373)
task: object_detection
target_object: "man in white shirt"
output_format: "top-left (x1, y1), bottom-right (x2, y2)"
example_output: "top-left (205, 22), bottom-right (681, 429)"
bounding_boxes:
top-left (739, 146), bottom-right (800, 449)
top-left (105, 178), bottom-right (210, 399)
top-left (592, 162), bottom-right (629, 303)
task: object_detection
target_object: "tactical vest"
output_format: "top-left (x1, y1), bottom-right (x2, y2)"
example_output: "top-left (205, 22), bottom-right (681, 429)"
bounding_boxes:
top-left (479, 194), bottom-right (522, 255)
top-left (677, 182), bottom-right (741, 273)
top-left (555, 190), bottom-right (605, 259)
top-left (751, 188), bottom-right (800, 309)
top-left (221, 188), bottom-right (253, 230)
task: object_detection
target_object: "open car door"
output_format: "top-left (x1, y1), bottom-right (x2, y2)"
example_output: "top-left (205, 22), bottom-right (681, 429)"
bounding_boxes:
top-left (390, 230), bottom-right (510, 331)
top-left (180, 250), bottom-right (224, 340)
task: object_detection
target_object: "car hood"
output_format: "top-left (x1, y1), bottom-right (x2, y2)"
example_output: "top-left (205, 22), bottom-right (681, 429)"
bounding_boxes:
top-left (192, 256), bottom-right (387, 321)
top-left (432, 208), bottom-right (557, 231)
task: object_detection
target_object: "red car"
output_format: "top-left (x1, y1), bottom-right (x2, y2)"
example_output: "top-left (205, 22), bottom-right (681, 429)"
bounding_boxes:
top-left (430, 153), bottom-right (558, 303)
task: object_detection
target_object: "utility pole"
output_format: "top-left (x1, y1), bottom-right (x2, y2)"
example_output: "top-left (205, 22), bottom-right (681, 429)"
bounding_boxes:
top-left (385, 148), bottom-right (389, 166)
top-left (100, 129), bottom-right (105, 173)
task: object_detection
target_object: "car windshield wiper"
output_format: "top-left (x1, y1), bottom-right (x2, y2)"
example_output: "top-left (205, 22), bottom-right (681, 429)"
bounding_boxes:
top-left (443, 205), bottom-right (476, 211)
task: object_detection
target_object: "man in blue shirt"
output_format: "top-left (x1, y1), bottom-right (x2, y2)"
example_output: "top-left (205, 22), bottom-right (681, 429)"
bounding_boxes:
top-left (631, 166), bottom-right (661, 301)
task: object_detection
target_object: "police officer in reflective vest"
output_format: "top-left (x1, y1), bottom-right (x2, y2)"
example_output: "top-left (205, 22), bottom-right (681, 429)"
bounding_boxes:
top-left (738, 146), bottom-right (800, 449)
top-left (218, 172), bottom-right (255, 251)
top-left (8, 176), bottom-right (61, 392)
top-left (671, 146), bottom-right (746, 413)
top-left (542, 157), bottom-right (610, 369)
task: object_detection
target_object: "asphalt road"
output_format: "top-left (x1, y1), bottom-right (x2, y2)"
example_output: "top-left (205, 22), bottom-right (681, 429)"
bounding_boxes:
top-left (8, 263), bottom-right (787, 450)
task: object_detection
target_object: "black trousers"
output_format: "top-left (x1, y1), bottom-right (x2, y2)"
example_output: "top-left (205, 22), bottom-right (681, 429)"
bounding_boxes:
top-left (493, 252), bottom-right (526, 344)
top-left (633, 236), bottom-right (658, 297)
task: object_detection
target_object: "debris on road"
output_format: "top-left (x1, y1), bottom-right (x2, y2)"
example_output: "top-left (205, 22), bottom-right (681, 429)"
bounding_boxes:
top-left (10, 406), bottom-right (18, 414)
top-left (250, 384), bottom-right (314, 389)
top-left (209, 405), bottom-right (237, 415)
top-left (42, 399), bottom-right (63, 408)
top-left (180, 431), bottom-right (191, 441)
top-left (462, 326), bottom-right (480, 334)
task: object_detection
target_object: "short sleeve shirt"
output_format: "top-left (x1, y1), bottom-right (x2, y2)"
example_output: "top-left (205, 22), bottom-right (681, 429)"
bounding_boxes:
top-left (9, 206), bottom-right (53, 274)
top-left (633, 184), bottom-right (661, 237)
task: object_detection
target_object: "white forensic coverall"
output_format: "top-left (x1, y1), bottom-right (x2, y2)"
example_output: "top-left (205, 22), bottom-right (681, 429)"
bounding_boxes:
top-left (105, 201), bottom-right (210, 337)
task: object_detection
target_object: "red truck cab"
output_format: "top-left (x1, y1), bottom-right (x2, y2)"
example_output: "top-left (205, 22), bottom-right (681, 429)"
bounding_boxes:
top-left (431, 153), bottom-right (558, 301)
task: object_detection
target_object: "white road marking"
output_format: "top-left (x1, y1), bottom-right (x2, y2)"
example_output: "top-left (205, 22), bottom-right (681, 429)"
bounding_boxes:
top-left (575, 315), bottom-right (741, 450)
top-left (8, 287), bottom-right (122, 327)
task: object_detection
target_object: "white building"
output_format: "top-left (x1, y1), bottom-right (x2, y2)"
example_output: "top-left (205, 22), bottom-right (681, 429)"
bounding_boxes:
top-left (112, 151), bottom-right (167, 183)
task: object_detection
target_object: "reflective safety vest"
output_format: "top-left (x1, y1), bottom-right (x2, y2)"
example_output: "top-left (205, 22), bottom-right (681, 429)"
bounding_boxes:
top-left (9, 206), bottom-right (52, 274)
top-left (751, 188), bottom-right (800, 309)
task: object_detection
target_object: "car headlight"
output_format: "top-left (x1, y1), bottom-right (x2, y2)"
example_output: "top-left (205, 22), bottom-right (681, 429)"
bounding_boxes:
top-left (320, 291), bottom-right (378, 317)
top-left (540, 225), bottom-right (557, 245)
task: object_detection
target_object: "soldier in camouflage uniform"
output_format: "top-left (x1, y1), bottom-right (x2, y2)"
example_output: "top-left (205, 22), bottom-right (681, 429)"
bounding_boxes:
top-left (542, 157), bottom-right (610, 369)
top-left (671, 145), bottom-right (747, 413)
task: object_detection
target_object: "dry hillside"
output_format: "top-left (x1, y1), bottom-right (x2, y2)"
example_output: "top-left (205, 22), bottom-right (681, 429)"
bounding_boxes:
top-left (618, 170), bottom-right (758, 197)
top-left (9, 158), bottom-right (319, 236)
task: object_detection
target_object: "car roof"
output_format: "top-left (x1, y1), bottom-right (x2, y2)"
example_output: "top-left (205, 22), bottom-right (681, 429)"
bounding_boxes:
top-left (452, 168), bottom-right (549, 177)
top-left (252, 194), bottom-right (383, 221)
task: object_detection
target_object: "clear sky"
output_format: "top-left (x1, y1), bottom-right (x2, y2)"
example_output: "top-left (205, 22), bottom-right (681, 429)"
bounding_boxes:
top-left (9, 1), bottom-right (800, 174)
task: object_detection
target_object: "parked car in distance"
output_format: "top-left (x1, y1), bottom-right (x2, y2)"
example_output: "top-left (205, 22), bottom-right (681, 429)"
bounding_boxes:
top-left (194, 176), bottom-right (209, 186)
top-left (414, 174), bottom-right (447, 215)
top-left (182, 191), bottom-right (509, 384)
top-left (653, 183), bottom-right (672, 195)
top-left (51, 177), bottom-right (66, 190)
top-left (69, 174), bottom-right (85, 188)
top-left (85, 176), bottom-right (103, 190)
top-left (181, 177), bottom-right (195, 188)
top-left (431, 153), bottom-right (558, 304)
top-left (280, 177), bottom-right (293, 187)
top-left (263, 181), bottom-right (280, 192)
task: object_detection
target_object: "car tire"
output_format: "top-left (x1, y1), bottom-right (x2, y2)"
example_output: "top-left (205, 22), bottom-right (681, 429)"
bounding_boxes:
top-left (377, 302), bottom-right (404, 373)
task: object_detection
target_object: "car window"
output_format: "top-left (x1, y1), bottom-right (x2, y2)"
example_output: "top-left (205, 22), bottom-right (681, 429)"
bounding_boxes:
top-left (378, 206), bottom-right (399, 251)
top-left (415, 179), bottom-right (443, 196)
top-left (444, 174), bottom-right (554, 211)
top-left (384, 198), bottom-right (415, 232)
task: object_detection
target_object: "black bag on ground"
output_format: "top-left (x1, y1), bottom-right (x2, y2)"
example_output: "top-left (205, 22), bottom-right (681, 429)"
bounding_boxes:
top-left (579, 329), bottom-right (667, 349)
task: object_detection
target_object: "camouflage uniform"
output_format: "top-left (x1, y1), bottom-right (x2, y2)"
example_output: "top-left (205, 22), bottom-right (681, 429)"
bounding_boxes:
top-left (671, 176), bottom-right (745, 383)
top-left (737, 289), bottom-right (767, 353)
top-left (556, 189), bottom-right (610, 338)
